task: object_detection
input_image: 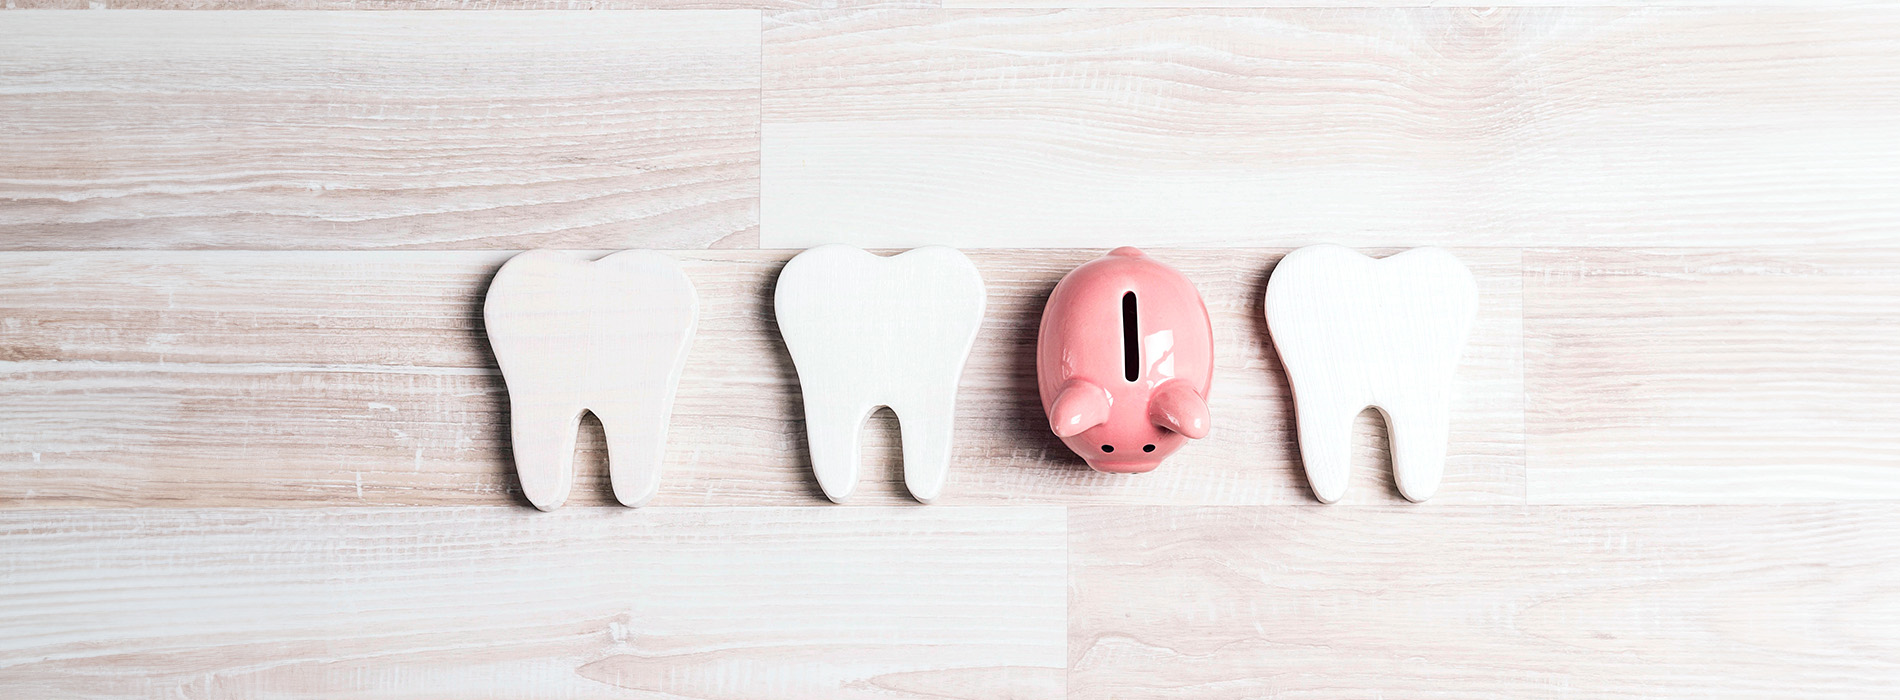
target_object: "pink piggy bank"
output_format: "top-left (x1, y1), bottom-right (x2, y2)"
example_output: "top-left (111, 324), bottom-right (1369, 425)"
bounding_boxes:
top-left (1038, 247), bottom-right (1213, 473)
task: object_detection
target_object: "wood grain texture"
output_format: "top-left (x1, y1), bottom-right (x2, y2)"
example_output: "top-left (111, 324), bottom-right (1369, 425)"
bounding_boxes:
top-left (8, 0), bottom-right (927, 7)
top-left (0, 0), bottom-right (1847, 7)
top-left (1069, 505), bottom-right (1900, 698)
top-left (948, 0), bottom-right (1880, 7)
top-left (0, 506), bottom-right (1067, 698)
top-left (762, 7), bottom-right (1900, 248)
top-left (0, 248), bottom-right (1522, 507)
top-left (0, 12), bottom-right (760, 249)
top-left (5, 9), bottom-right (1900, 699)
top-left (0, 0), bottom-right (1860, 7)
top-left (1525, 249), bottom-right (1900, 504)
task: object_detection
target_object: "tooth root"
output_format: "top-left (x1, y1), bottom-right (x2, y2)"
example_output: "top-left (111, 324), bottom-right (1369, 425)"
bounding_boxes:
top-left (1380, 394), bottom-right (1452, 503)
top-left (508, 403), bottom-right (584, 511)
top-left (1290, 397), bottom-right (1357, 505)
top-left (1266, 245), bottom-right (1477, 504)
top-left (892, 387), bottom-right (959, 504)
top-left (775, 245), bottom-right (986, 504)
top-left (591, 401), bottom-right (675, 508)
top-left (800, 395), bottom-right (871, 503)
top-left (485, 250), bottom-right (698, 510)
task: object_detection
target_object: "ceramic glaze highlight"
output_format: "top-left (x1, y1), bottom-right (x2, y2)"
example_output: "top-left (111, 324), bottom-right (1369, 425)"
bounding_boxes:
top-left (1037, 247), bottom-right (1213, 473)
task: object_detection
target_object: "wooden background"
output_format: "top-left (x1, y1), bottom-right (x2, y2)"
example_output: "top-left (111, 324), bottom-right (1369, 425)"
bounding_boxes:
top-left (3, 5), bottom-right (1898, 698)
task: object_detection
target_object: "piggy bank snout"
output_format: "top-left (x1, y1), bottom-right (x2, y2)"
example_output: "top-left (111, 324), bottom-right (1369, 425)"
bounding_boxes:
top-left (1086, 437), bottom-right (1170, 475)
top-left (1048, 379), bottom-right (1207, 448)
top-left (1064, 398), bottom-right (1195, 473)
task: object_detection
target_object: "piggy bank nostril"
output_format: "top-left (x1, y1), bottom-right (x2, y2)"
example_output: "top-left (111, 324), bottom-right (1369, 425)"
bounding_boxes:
top-left (1143, 444), bottom-right (1155, 452)
top-left (1101, 445), bottom-right (1114, 453)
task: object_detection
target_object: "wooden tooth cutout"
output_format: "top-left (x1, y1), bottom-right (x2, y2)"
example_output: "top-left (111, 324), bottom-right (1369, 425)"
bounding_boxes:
top-left (774, 245), bottom-right (987, 504)
top-left (1264, 245), bottom-right (1477, 504)
top-left (484, 250), bottom-right (698, 511)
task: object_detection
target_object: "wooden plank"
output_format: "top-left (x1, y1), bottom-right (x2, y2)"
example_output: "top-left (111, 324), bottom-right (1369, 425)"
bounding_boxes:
top-left (762, 8), bottom-right (1900, 248)
top-left (0, 11), bottom-right (761, 250)
top-left (0, 0), bottom-right (1835, 7)
top-left (0, 506), bottom-right (1066, 698)
top-left (948, 0), bottom-right (1875, 8)
top-left (1069, 505), bottom-right (1900, 698)
top-left (0, 0), bottom-right (1847, 7)
top-left (8, 0), bottom-right (927, 7)
top-left (0, 248), bottom-right (1522, 507)
top-left (1524, 249), bottom-right (1900, 503)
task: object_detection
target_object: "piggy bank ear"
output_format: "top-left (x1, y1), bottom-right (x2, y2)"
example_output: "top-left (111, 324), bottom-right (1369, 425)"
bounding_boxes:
top-left (1149, 382), bottom-right (1210, 439)
top-left (1050, 380), bottom-right (1111, 438)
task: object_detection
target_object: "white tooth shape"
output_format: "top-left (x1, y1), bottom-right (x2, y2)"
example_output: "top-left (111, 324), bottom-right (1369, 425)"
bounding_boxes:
top-left (774, 245), bottom-right (986, 504)
top-left (1264, 245), bottom-right (1478, 504)
top-left (484, 250), bottom-right (698, 511)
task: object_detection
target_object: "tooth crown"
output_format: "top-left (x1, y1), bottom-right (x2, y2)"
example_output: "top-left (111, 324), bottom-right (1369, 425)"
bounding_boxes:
top-left (774, 245), bottom-right (987, 504)
top-left (1037, 247), bottom-right (1214, 474)
top-left (484, 250), bottom-right (699, 511)
top-left (1264, 245), bottom-right (1477, 503)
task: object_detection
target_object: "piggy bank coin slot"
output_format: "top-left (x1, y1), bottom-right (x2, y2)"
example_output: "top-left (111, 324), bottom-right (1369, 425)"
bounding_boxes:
top-left (1122, 291), bottom-right (1140, 382)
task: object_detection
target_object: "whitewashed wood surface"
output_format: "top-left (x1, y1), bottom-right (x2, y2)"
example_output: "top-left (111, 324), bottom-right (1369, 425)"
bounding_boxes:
top-left (763, 7), bottom-right (1900, 249)
top-left (3, 7), bottom-right (1898, 698)
top-left (0, 12), bottom-right (761, 249)
top-left (0, 507), bottom-right (1067, 698)
top-left (1070, 505), bottom-right (1900, 698)
top-left (1526, 249), bottom-right (1900, 504)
